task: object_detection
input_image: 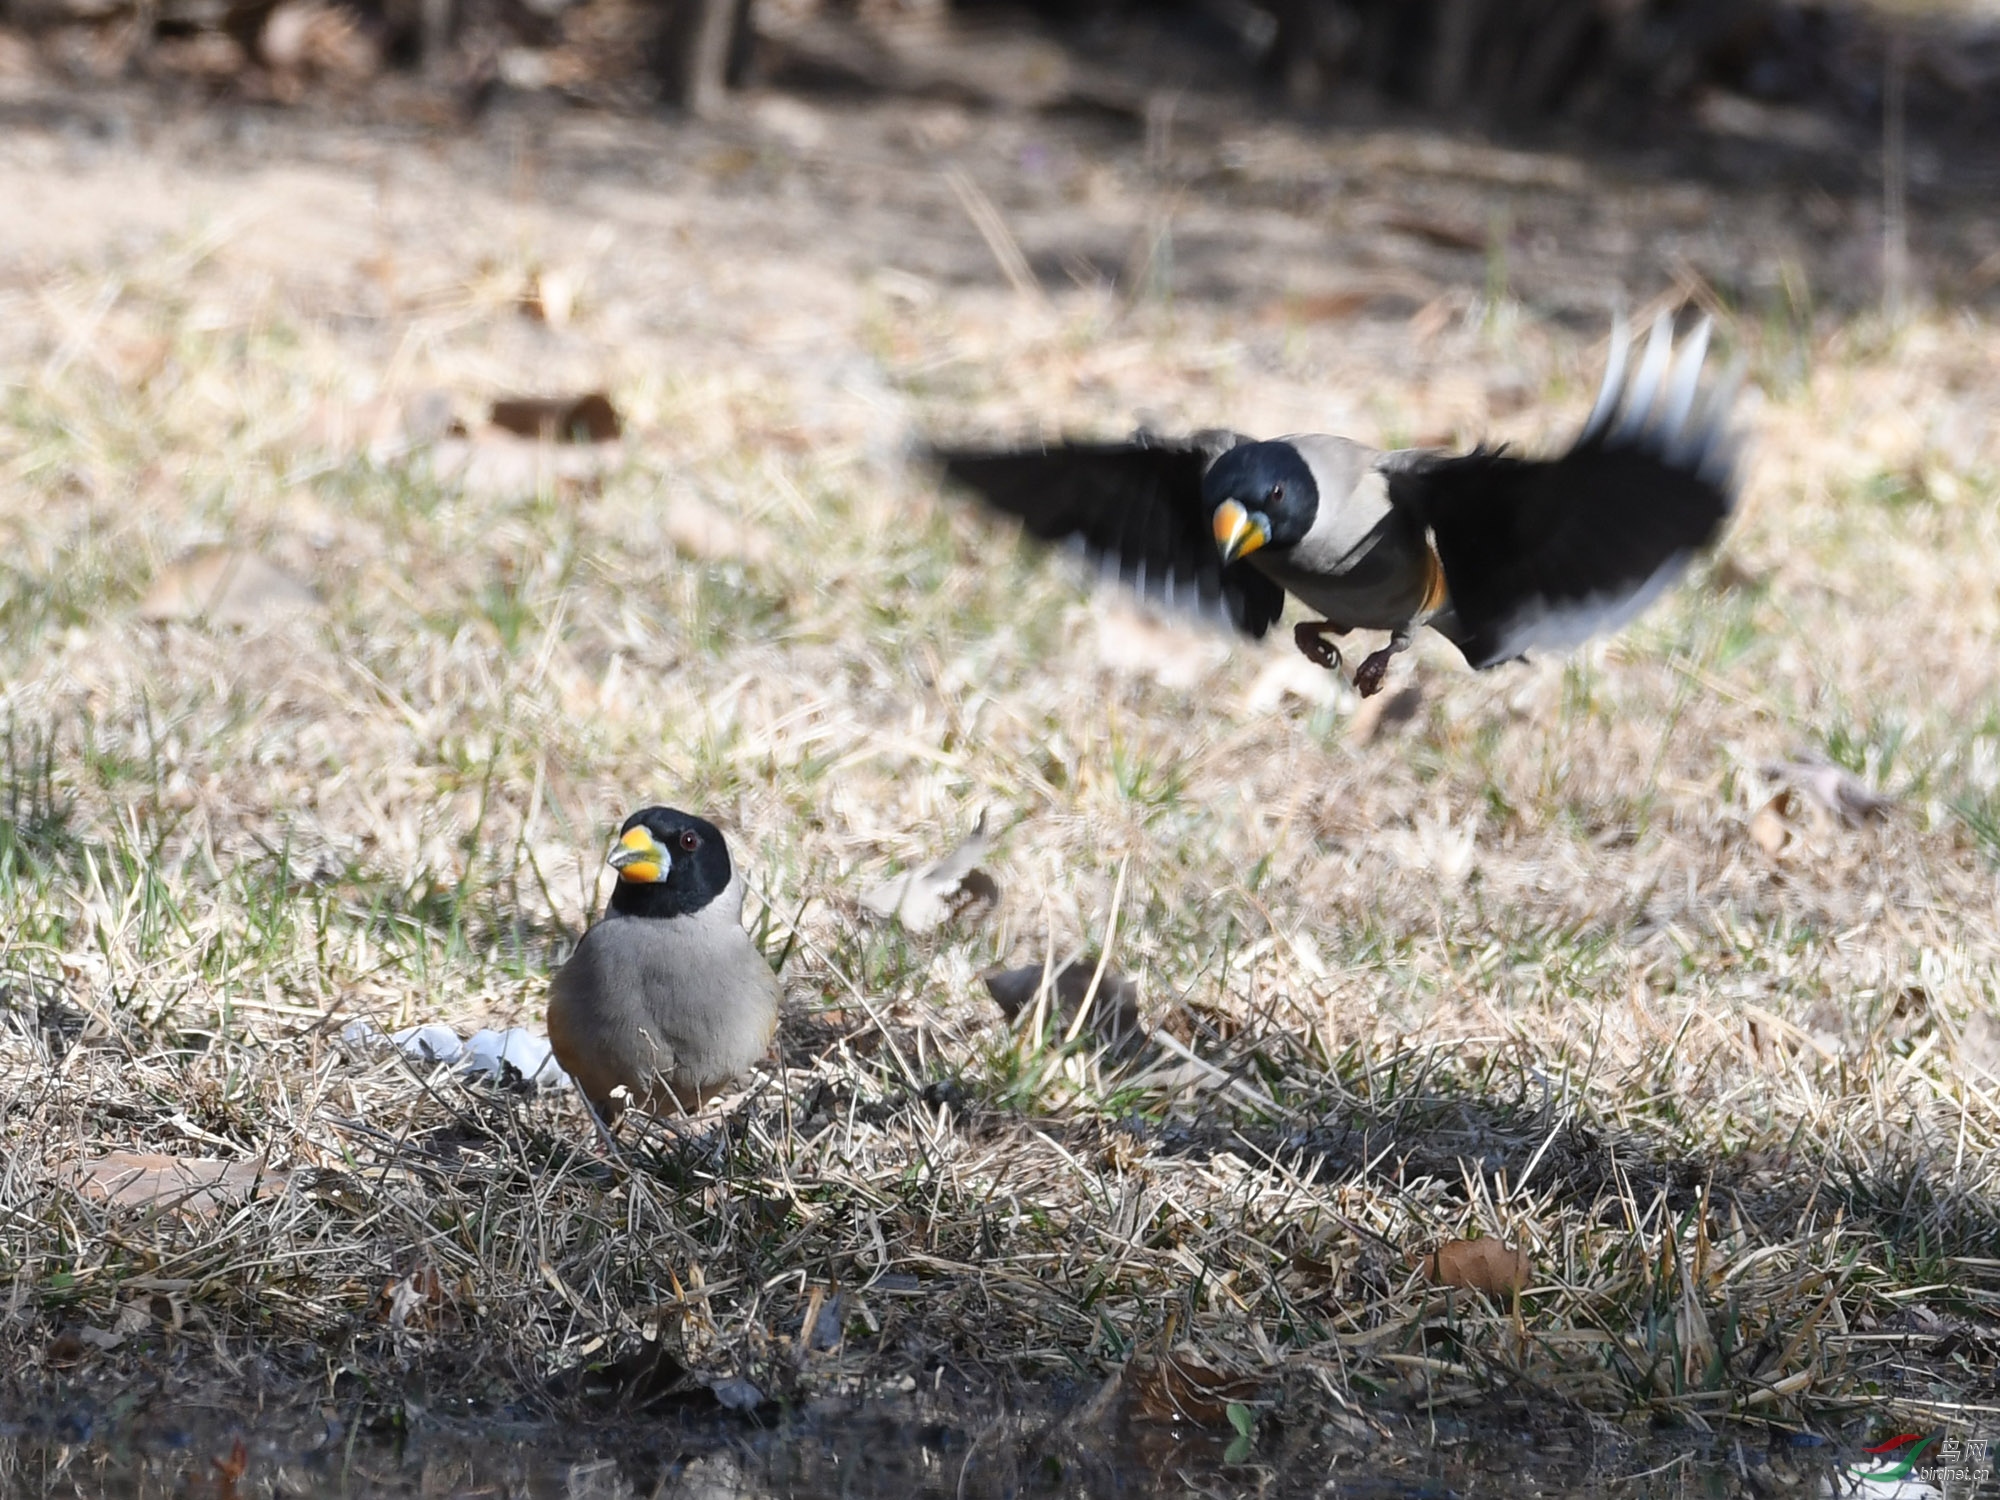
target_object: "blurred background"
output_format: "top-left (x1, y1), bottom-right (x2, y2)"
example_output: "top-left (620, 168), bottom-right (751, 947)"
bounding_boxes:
top-left (7, 0), bottom-right (2000, 169)
top-left (3, 1), bottom-right (2000, 1492)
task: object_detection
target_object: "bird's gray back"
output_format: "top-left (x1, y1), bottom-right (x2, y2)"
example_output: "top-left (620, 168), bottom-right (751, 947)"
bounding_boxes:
top-left (1256, 434), bottom-right (1435, 628)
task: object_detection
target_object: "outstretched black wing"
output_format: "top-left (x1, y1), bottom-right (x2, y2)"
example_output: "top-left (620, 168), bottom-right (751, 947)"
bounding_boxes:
top-left (932, 433), bottom-right (1288, 638)
top-left (1392, 315), bottom-right (1742, 670)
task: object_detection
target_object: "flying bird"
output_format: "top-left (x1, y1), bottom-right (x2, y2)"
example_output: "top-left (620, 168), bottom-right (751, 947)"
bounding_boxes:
top-left (547, 807), bottom-right (782, 1125)
top-left (932, 314), bottom-right (1742, 697)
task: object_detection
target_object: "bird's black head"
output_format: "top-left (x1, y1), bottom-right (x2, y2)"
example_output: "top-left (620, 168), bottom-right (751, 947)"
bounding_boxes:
top-left (606, 806), bottom-right (734, 920)
top-left (1201, 441), bottom-right (1320, 563)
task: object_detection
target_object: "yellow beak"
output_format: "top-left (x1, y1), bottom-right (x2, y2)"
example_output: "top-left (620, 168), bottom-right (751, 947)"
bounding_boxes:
top-left (1213, 500), bottom-right (1268, 565)
top-left (608, 826), bottom-right (666, 884)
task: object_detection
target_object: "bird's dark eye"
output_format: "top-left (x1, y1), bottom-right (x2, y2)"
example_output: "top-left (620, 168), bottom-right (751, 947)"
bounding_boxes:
top-left (1268, 484), bottom-right (1285, 505)
top-left (677, 829), bottom-right (700, 852)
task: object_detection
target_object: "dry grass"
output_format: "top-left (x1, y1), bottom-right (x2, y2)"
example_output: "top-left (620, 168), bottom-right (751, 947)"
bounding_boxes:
top-left (1, 74), bottom-right (1998, 1488)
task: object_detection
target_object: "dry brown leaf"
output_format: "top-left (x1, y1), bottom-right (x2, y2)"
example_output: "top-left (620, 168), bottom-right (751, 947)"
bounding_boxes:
top-left (71, 1151), bottom-right (290, 1218)
top-left (489, 392), bottom-right (622, 444)
top-left (1129, 1350), bottom-right (1263, 1426)
top-left (140, 547), bottom-right (320, 628)
top-left (982, 956), bottom-right (1142, 1044)
top-left (1419, 1238), bottom-right (1532, 1297)
top-left (1261, 289), bottom-right (1370, 324)
top-left (1382, 210), bottom-right (1488, 252)
top-left (1260, 273), bottom-right (1440, 326)
top-left (859, 814), bottom-right (998, 932)
top-left (45, 1331), bottom-right (89, 1367)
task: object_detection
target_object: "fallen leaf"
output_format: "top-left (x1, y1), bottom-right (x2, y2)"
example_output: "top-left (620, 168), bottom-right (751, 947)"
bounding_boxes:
top-left (1762, 761), bottom-right (1894, 826)
top-left (382, 1267), bottom-right (444, 1331)
top-left (488, 392), bottom-right (622, 444)
top-left (212, 1437), bottom-right (249, 1498)
top-left (1419, 1238), bottom-right (1532, 1298)
top-left (45, 1331), bottom-right (88, 1367)
top-left (860, 814), bottom-right (999, 932)
top-left (140, 547), bottom-right (320, 628)
top-left (1382, 209), bottom-right (1488, 252)
top-left (982, 956), bottom-right (1142, 1045)
top-left (1258, 274), bottom-right (1440, 326)
top-left (1261, 289), bottom-right (1369, 324)
top-left (71, 1151), bottom-right (290, 1218)
top-left (1129, 1351), bottom-right (1263, 1427)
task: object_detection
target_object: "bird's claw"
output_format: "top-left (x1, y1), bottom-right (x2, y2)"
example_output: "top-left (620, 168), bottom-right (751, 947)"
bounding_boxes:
top-left (1353, 649), bottom-right (1395, 699)
top-left (1293, 619), bottom-right (1350, 672)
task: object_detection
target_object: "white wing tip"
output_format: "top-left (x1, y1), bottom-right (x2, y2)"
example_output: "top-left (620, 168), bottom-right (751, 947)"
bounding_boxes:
top-left (1581, 309), bottom-right (1744, 485)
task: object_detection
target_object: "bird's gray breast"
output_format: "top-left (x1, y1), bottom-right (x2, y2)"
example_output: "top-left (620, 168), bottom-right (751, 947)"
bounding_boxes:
top-left (1253, 436), bottom-right (1435, 629)
top-left (558, 884), bottom-right (779, 1085)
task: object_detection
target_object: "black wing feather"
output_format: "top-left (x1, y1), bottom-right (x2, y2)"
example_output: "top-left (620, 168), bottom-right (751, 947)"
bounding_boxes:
top-left (932, 436), bottom-right (1286, 638)
top-left (1392, 317), bottom-right (1741, 669)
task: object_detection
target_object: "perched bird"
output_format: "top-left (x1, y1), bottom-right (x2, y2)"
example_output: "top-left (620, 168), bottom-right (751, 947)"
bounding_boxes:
top-left (547, 807), bottom-right (781, 1123)
top-left (933, 314), bottom-right (1741, 696)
